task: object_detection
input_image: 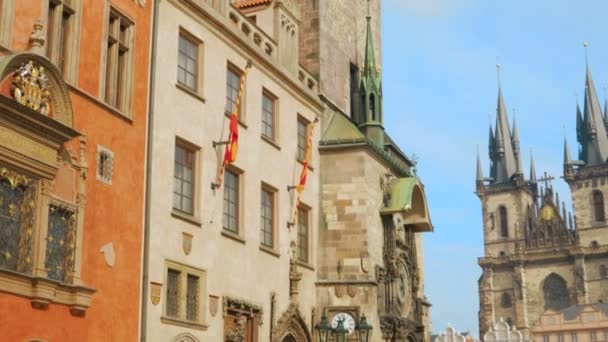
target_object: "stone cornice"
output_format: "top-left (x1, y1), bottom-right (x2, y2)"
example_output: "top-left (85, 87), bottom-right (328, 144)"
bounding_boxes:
top-left (479, 245), bottom-right (608, 267)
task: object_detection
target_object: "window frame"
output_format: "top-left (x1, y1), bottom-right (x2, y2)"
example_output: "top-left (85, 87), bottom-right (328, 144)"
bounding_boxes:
top-left (176, 28), bottom-right (204, 95)
top-left (592, 190), bottom-right (605, 223)
top-left (46, 0), bottom-right (81, 82)
top-left (259, 182), bottom-right (278, 251)
top-left (296, 204), bottom-right (311, 265)
top-left (222, 166), bottom-right (243, 239)
top-left (0, 0), bottom-right (15, 49)
top-left (296, 115), bottom-right (310, 163)
top-left (96, 145), bottom-right (114, 184)
top-left (499, 206), bottom-right (508, 238)
top-left (162, 260), bottom-right (208, 329)
top-left (261, 88), bottom-right (278, 143)
top-left (225, 62), bottom-right (247, 123)
top-left (172, 139), bottom-right (199, 217)
top-left (102, 6), bottom-right (135, 116)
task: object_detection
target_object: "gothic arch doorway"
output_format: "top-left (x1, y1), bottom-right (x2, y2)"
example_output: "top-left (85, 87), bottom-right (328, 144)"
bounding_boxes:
top-left (282, 335), bottom-right (297, 342)
top-left (271, 303), bottom-right (312, 342)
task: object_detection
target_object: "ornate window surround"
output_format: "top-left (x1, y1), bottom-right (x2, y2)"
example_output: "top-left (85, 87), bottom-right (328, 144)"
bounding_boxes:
top-left (0, 53), bottom-right (93, 315)
top-left (161, 259), bottom-right (209, 330)
top-left (45, 0), bottom-right (83, 84)
top-left (0, 0), bottom-right (14, 49)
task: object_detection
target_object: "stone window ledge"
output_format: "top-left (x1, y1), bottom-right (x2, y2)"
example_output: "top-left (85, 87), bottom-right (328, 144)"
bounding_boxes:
top-left (161, 315), bottom-right (209, 331)
top-left (0, 269), bottom-right (95, 316)
top-left (259, 245), bottom-right (280, 258)
top-left (261, 135), bottom-right (281, 151)
top-left (221, 230), bottom-right (246, 244)
top-left (295, 260), bottom-right (314, 271)
top-left (224, 112), bottom-right (248, 129)
top-left (176, 82), bottom-right (206, 103)
top-left (171, 210), bottom-right (202, 227)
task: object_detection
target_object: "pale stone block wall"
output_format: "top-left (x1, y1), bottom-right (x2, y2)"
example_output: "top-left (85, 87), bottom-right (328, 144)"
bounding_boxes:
top-left (569, 177), bottom-right (608, 246)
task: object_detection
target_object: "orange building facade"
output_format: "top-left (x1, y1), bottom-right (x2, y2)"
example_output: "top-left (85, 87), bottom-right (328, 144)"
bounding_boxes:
top-left (0, 1), bottom-right (151, 341)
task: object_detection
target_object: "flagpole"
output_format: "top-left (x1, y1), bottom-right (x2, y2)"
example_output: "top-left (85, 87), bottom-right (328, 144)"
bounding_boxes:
top-left (212, 61), bottom-right (252, 189)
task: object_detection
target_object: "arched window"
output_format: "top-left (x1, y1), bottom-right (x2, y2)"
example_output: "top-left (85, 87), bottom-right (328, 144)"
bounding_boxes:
top-left (543, 273), bottom-right (569, 311)
top-left (501, 292), bottom-right (512, 308)
top-left (369, 94), bottom-right (376, 121)
top-left (282, 335), bottom-right (297, 342)
top-left (499, 206), bottom-right (508, 238)
top-left (593, 191), bottom-right (605, 222)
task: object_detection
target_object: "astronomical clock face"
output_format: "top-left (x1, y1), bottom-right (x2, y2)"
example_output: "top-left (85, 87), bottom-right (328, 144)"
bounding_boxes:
top-left (540, 205), bottom-right (555, 221)
top-left (331, 312), bottom-right (356, 335)
top-left (397, 262), bottom-right (412, 315)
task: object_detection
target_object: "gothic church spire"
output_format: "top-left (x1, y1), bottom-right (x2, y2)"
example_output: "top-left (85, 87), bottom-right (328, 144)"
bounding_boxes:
top-left (358, 0), bottom-right (384, 147)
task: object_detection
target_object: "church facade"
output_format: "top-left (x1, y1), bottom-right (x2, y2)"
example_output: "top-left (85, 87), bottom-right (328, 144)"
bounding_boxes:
top-left (476, 65), bottom-right (608, 340)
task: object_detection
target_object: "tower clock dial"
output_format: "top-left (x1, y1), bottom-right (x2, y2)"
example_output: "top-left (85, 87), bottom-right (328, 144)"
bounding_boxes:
top-left (331, 312), bottom-right (356, 335)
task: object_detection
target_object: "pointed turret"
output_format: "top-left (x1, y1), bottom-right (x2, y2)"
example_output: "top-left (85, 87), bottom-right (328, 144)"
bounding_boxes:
top-left (580, 64), bottom-right (608, 165)
top-left (357, 0), bottom-right (384, 147)
top-left (489, 85), bottom-right (517, 183)
top-left (512, 117), bottom-right (523, 174)
top-left (476, 149), bottom-right (485, 195)
top-left (576, 103), bottom-right (585, 144)
top-left (530, 154), bottom-right (537, 183)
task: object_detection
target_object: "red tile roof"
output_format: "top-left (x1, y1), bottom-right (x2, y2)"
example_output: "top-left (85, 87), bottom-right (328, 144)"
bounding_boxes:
top-left (232, 0), bottom-right (272, 9)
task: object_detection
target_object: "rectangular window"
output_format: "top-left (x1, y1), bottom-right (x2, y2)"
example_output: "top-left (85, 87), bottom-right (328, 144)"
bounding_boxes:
top-left (571, 333), bottom-right (577, 342)
top-left (261, 90), bottom-right (276, 141)
top-left (105, 8), bottom-right (133, 113)
top-left (543, 336), bottom-right (550, 342)
top-left (173, 142), bottom-right (196, 215)
top-left (297, 207), bottom-right (309, 263)
top-left (297, 116), bottom-right (309, 162)
top-left (177, 31), bottom-right (200, 91)
top-left (44, 205), bottom-right (77, 283)
top-left (590, 331), bottom-right (597, 341)
top-left (47, 0), bottom-right (75, 75)
top-left (166, 268), bottom-right (180, 318)
top-left (260, 187), bottom-right (274, 248)
top-left (223, 169), bottom-right (239, 233)
top-left (97, 146), bottom-right (114, 184)
top-left (557, 335), bottom-right (564, 342)
top-left (186, 274), bottom-right (199, 321)
top-left (225, 65), bottom-right (242, 114)
top-left (164, 263), bottom-right (205, 324)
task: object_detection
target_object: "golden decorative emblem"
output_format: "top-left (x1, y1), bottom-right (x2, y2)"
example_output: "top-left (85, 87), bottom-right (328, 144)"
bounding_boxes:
top-left (540, 205), bottom-right (555, 221)
top-left (150, 282), bottom-right (162, 306)
top-left (11, 60), bottom-right (51, 115)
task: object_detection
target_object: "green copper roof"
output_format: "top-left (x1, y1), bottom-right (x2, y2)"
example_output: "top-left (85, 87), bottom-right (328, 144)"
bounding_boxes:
top-left (321, 110), bottom-right (365, 142)
top-left (380, 177), bottom-right (433, 232)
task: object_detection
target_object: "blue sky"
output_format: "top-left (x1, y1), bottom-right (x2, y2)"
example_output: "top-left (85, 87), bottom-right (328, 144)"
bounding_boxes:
top-left (381, 0), bottom-right (608, 336)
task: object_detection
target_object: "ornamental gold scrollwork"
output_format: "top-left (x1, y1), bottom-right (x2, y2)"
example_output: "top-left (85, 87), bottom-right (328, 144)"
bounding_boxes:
top-left (10, 60), bottom-right (51, 115)
top-left (0, 167), bottom-right (29, 189)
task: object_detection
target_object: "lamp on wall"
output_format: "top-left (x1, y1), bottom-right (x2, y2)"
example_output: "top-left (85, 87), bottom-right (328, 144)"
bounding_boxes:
top-left (315, 313), bottom-right (372, 342)
top-left (355, 314), bottom-right (373, 342)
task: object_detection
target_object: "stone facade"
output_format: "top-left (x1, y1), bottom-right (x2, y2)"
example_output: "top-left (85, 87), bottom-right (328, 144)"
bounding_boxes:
top-left (477, 71), bottom-right (608, 341)
top-left (143, 0), bottom-right (322, 341)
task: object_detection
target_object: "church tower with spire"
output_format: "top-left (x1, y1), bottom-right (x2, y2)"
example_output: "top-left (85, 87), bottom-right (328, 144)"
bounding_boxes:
top-left (477, 69), bottom-right (578, 340)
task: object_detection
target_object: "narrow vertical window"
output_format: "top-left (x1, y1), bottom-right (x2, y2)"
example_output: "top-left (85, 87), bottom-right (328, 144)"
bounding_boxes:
top-left (97, 146), bottom-right (114, 184)
top-left (177, 31), bottom-right (200, 91)
top-left (571, 333), bottom-right (577, 342)
top-left (45, 205), bottom-right (77, 283)
top-left (558, 335), bottom-right (564, 342)
top-left (261, 90), bottom-right (276, 141)
top-left (297, 116), bottom-right (308, 161)
top-left (225, 66), bottom-right (242, 114)
top-left (105, 8), bottom-right (133, 113)
top-left (593, 190), bottom-right (605, 222)
top-left (499, 206), bottom-right (508, 238)
top-left (600, 264), bottom-right (607, 278)
top-left (297, 207), bottom-right (309, 263)
top-left (173, 142), bottom-right (196, 215)
top-left (543, 336), bottom-right (550, 342)
top-left (186, 274), bottom-right (199, 321)
top-left (349, 63), bottom-right (359, 120)
top-left (260, 187), bottom-right (274, 248)
top-left (590, 331), bottom-right (597, 341)
top-left (369, 94), bottom-right (375, 121)
top-left (47, 0), bottom-right (75, 74)
top-left (166, 268), bottom-right (180, 318)
top-left (223, 170), bottom-right (239, 233)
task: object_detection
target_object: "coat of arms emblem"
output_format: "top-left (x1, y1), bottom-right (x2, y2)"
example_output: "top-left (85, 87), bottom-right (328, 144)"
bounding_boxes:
top-left (11, 60), bottom-right (51, 115)
top-left (209, 295), bottom-right (219, 317)
top-left (182, 232), bottom-right (193, 255)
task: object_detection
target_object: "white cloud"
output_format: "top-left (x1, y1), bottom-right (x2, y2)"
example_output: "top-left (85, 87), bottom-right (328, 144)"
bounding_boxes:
top-left (385, 0), bottom-right (474, 17)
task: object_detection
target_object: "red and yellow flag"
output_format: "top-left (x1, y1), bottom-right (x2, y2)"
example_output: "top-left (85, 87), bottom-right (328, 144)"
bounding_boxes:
top-left (217, 62), bottom-right (252, 187)
top-left (291, 118), bottom-right (318, 223)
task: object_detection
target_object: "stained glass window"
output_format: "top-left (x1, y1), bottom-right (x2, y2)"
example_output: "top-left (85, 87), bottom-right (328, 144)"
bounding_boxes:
top-left (0, 179), bottom-right (24, 272)
top-left (0, 177), bottom-right (35, 275)
top-left (44, 205), bottom-right (76, 282)
top-left (543, 273), bottom-right (569, 311)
